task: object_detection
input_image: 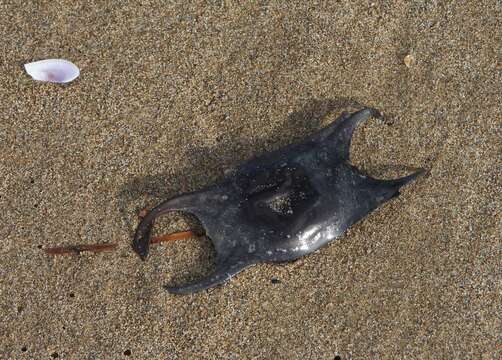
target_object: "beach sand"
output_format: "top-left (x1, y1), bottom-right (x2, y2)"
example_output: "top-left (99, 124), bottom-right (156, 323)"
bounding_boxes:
top-left (1, 1), bottom-right (500, 359)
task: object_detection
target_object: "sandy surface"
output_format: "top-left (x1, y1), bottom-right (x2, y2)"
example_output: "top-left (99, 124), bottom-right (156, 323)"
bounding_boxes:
top-left (1, 1), bottom-right (501, 359)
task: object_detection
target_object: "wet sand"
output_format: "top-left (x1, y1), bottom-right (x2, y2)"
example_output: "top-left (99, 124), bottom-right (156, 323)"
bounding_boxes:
top-left (0, 1), bottom-right (500, 359)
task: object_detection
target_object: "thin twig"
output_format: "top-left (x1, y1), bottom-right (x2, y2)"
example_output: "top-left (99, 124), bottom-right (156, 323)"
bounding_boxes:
top-left (44, 243), bottom-right (118, 256)
top-left (44, 208), bottom-right (202, 256)
top-left (44, 230), bottom-right (200, 256)
top-left (150, 230), bottom-right (196, 244)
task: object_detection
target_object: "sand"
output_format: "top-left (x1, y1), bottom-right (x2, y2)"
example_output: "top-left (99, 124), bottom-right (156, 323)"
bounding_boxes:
top-left (0, 1), bottom-right (500, 359)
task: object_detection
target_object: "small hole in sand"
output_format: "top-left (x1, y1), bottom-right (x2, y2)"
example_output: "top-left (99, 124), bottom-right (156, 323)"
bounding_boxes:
top-left (334, 356), bottom-right (341, 360)
top-left (271, 277), bottom-right (281, 284)
top-left (37, 245), bottom-right (43, 249)
top-left (51, 352), bottom-right (59, 358)
top-left (21, 346), bottom-right (27, 352)
top-left (69, 292), bottom-right (75, 298)
top-left (124, 349), bottom-right (131, 356)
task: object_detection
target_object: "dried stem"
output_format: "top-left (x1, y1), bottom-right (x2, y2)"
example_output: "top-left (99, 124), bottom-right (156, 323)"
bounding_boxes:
top-left (44, 243), bottom-right (118, 256)
top-left (150, 230), bottom-right (196, 244)
top-left (44, 230), bottom-right (200, 256)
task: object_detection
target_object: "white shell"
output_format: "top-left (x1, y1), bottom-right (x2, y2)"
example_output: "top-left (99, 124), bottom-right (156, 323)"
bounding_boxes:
top-left (24, 59), bottom-right (80, 83)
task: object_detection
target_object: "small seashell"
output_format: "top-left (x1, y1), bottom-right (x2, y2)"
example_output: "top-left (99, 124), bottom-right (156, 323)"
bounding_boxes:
top-left (24, 59), bottom-right (80, 83)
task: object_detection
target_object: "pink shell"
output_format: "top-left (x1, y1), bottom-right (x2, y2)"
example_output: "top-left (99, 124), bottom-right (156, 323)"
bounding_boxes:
top-left (24, 59), bottom-right (80, 83)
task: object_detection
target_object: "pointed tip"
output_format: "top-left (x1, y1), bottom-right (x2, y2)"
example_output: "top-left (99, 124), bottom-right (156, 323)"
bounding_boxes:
top-left (347, 108), bottom-right (374, 125)
top-left (389, 168), bottom-right (427, 187)
top-left (406, 168), bottom-right (427, 181)
top-left (132, 243), bottom-right (149, 261)
top-left (312, 107), bottom-right (382, 149)
top-left (360, 107), bottom-right (380, 118)
top-left (349, 107), bottom-right (382, 124)
top-left (132, 230), bottom-right (151, 260)
top-left (323, 107), bottom-right (382, 160)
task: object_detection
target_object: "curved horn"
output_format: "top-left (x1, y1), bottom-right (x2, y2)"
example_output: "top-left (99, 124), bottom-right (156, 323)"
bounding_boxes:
top-left (165, 261), bottom-right (251, 294)
top-left (132, 193), bottom-right (200, 260)
top-left (313, 108), bottom-right (381, 160)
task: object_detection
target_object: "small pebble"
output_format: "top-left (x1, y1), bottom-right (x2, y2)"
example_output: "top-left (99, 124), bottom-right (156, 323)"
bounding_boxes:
top-left (404, 54), bottom-right (414, 68)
